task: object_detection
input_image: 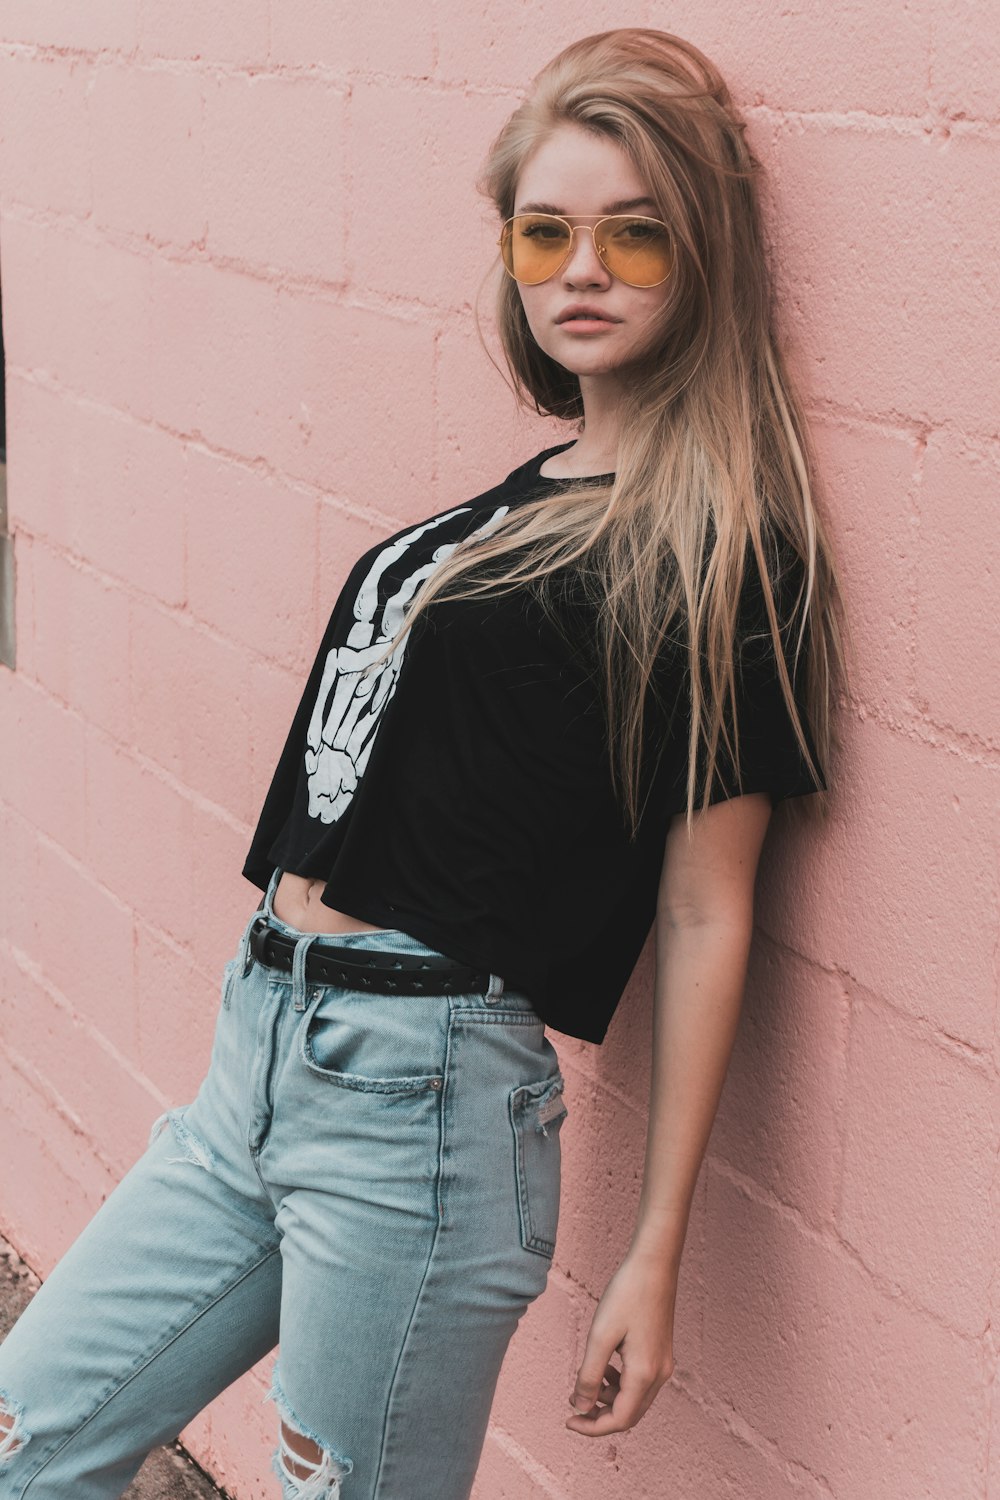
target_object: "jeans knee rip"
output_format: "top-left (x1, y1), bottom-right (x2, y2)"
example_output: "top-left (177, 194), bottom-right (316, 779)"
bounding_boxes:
top-left (147, 1108), bottom-right (216, 1171)
top-left (0, 1387), bottom-right (30, 1464)
top-left (264, 1363), bottom-right (354, 1499)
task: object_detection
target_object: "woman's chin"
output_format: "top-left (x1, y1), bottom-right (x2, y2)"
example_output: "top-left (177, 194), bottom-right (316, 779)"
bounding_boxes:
top-left (547, 350), bottom-right (628, 381)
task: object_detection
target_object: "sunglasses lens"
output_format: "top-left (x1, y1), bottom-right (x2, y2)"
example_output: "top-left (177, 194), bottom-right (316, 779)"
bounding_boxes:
top-left (597, 217), bottom-right (672, 286)
top-left (501, 215), bottom-right (573, 284)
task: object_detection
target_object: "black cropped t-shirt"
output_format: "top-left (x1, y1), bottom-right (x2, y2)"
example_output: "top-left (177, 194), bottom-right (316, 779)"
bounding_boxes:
top-left (242, 442), bottom-right (826, 1043)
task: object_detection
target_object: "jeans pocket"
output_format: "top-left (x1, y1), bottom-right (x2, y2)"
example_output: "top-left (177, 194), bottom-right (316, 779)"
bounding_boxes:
top-left (509, 1072), bottom-right (568, 1258)
top-left (299, 989), bottom-right (445, 1096)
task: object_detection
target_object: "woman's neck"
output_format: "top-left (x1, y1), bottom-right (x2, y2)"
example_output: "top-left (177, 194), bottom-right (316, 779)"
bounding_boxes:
top-left (561, 378), bottom-right (625, 475)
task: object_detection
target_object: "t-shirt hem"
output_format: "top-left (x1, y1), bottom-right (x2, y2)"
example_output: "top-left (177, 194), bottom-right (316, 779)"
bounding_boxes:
top-left (242, 858), bottom-right (271, 893)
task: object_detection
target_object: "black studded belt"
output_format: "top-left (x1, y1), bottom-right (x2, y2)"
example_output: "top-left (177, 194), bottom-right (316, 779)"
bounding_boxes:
top-left (247, 915), bottom-right (491, 996)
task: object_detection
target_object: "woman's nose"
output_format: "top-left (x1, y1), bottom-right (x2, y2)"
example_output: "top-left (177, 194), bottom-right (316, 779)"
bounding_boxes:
top-left (561, 226), bottom-right (611, 286)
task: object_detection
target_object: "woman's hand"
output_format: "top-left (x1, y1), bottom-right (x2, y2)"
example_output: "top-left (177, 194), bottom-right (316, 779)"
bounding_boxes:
top-left (565, 1247), bottom-right (678, 1436)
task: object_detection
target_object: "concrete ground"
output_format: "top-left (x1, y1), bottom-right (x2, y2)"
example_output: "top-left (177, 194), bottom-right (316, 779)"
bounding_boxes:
top-left (0, 1235), bottom-right (228, 1498)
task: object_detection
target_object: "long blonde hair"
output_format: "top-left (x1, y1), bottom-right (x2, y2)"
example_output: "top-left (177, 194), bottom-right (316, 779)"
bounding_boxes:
top-left (372, 27), bottom-right (847, 838)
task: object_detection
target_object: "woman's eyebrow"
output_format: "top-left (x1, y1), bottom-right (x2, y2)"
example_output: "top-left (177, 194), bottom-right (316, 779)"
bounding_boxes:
top-left (515, 196), bottom-right (658, 215)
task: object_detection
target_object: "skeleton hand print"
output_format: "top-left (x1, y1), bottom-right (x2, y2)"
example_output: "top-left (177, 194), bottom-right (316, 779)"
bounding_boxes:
top-left (304, 503), bottom-right (511, 823)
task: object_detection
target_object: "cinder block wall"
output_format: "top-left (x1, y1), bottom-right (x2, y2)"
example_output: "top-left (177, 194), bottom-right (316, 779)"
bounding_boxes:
top-left (1, 5), bottom-right (997, 1498)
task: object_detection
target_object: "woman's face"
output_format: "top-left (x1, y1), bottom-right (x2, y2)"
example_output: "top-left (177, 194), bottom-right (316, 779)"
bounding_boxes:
top-left (510, 123), bottom-right (671, 383)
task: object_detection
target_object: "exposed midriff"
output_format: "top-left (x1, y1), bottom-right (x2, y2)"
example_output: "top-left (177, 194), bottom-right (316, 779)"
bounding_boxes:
top-left (270, 870), bottom-right (388, 936)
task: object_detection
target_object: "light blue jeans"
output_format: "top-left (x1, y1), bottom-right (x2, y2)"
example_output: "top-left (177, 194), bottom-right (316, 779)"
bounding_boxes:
top-left (0, 867), bottom-right (568, 1500)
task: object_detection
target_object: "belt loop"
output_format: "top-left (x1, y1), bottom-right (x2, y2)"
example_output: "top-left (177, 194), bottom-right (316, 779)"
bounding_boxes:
top-left (485, 972), bottom-right (505, 1005)
top-left (237, 909), bottom-right (263, 979)
top-left (291, 933), bottom-right (324, 1013)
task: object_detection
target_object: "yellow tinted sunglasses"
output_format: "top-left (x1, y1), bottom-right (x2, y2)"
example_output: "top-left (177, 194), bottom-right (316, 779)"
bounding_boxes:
top-left (498, 212), bottom-right (672, 288)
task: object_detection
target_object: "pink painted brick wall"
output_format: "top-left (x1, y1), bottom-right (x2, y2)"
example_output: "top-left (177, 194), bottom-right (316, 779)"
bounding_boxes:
top-left (1, 6), bottom-right (998, 1498)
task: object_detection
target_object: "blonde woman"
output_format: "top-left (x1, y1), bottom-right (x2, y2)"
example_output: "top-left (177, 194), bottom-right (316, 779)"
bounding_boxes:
top-left (0, 27), bottom-right (844, 1500)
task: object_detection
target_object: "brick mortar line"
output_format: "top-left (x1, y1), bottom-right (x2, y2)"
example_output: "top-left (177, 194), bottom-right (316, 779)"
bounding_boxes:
top-left (4, 40), bottom-right (1000, 128)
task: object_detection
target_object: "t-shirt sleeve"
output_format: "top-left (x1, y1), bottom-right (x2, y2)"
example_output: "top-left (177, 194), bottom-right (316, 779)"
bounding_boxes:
top-left (698, 533), bottom-right (828, 809)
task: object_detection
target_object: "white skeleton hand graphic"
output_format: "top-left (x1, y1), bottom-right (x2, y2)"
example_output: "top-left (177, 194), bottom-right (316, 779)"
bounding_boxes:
top-left (304, 503), bottom-right (510, 823)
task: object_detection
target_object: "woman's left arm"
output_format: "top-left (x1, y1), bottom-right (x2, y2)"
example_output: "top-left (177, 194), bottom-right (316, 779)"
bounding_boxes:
top-left (566, 791), bottom-right (773, 1437)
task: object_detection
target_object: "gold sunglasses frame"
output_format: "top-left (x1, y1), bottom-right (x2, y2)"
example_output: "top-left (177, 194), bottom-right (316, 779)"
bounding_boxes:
top-left (497, 212), bottom-right (673, 288)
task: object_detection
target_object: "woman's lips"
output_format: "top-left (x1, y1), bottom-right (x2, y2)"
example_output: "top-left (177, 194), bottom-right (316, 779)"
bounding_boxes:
top-left (556, 317), bottom-right (619, 333)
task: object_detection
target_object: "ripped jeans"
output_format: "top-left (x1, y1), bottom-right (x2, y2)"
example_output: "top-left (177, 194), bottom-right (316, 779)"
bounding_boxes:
top-left (0, 867), bottom-right (568, 1500)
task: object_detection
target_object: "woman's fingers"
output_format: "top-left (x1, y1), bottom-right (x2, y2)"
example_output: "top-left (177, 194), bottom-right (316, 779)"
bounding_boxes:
top-left (566, 1358), bottom-right (662, 1435)
top-left (567, 1364), bottom-right (619, 1418)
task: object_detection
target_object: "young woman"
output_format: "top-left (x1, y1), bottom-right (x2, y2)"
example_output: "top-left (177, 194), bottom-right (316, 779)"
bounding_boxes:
top-left (0, 26), bottom-right (844, 1500)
